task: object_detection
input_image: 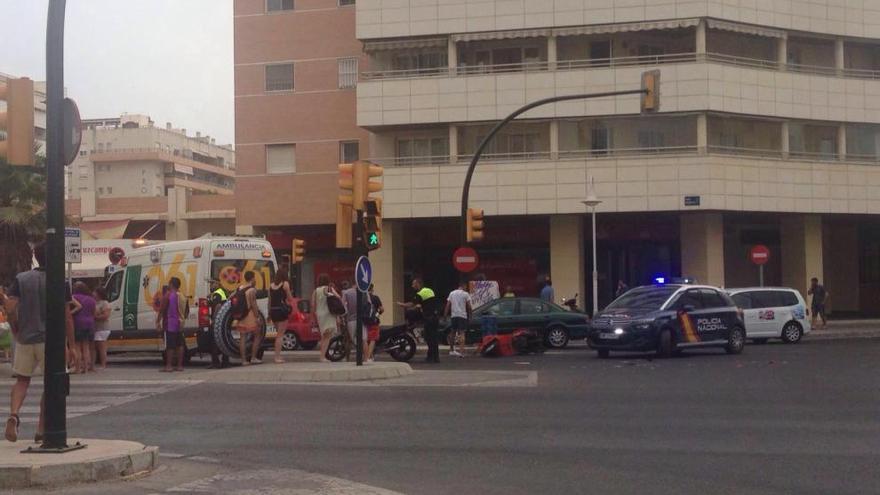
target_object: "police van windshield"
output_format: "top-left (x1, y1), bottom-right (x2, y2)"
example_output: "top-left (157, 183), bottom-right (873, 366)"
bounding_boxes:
top-left (211, 260), bottom-right (275, 298)
top-left (605, 286), bottom-right (678, 311)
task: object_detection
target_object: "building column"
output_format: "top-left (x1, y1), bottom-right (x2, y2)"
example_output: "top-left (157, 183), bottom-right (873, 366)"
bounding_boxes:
top-left (697, 113), bottom-right (708, 154)
top-left (781, 215), bottom-right (824, 302)
top-left (449, 124), bottom-right (459, 164)
top-left (166, 186), bottom-right (189, 241)
top-left (448, 36), bottom-right (457, 76)
top-left (696, 18), bottom-right (707, 56)
top-left (549, 120), bottom-right (559, 160)
top-left (838, 124), bottom-right (847, 161)
top-left (781, 121), bottom-right (790, 159)
top-left (372, 220), bottom-right (405, 324)
top-left (547, 35), bottom-right (557, 70)
top-left (835, 38), bottom-right (845, 74)
top-left (680, 213), bottom-right (725, 287)
top-left (550, 216), bottom-right (585, 308)
top-left (777, 35), bottom-right (788, 69)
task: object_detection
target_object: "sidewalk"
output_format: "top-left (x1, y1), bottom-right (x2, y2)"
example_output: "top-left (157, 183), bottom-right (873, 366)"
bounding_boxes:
top-left (808, 319), bottom-right (880, 340)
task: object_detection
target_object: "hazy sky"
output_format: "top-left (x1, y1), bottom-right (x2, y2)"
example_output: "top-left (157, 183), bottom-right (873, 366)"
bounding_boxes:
top-left (0, 0), bottom-right (234, 145)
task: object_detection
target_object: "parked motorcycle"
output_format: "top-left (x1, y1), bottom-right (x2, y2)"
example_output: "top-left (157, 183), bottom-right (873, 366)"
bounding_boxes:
top-left (561, 293), bottom-right (580, 312)
top-left (378, 324), bottom-right (417, 362)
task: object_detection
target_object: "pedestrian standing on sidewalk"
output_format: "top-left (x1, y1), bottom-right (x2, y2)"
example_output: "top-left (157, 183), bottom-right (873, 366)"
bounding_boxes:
top-left (92, 287), bottom-right (111, 370)
top-left (4, 243), bottom-right (77, 443)
top-left (366, 284), bottom-right (384, 362)
top-left (540, 277), bottom-right (555, 303)
top-left (808, 277), bottom-right (829, 329)
top-left (234, 271), bottom-right (263, 366)
top-left (159, 277), bottom-right (187, 372)
top-left (312, 274), bottom-right (340, 363)
top-left (269, 267), bottom-right (294, 364)
top-left (445, 280), bottom-right (472, 358)
top-left (72, 282), bottom-right (96, 374)
top-left (342, 281), bottom-right (369, 360)
top-left (398, 278), bottom-right (442, 363)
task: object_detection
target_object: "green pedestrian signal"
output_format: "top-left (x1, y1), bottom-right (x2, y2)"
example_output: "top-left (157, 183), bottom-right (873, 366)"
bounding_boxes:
top-left (368, 232), bottom-right (380, 247)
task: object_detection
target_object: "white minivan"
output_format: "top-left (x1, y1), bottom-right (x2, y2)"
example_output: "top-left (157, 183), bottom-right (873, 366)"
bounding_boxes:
top-left (725, 287), bottom-right (812, 344)
top-left (103, 235), bottom-right (278, 357)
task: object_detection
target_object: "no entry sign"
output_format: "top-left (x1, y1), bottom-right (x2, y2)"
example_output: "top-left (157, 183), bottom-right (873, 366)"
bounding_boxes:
top-left (453, 246), bottom-right (479, 273)
top-left (750, 245), bottom-right (770, 265)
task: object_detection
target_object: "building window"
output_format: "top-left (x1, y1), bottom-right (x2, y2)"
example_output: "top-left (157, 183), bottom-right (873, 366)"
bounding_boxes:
top-left (265, 64), bottom-right (294, 92)
top-left (340, 141), bottom-right (359, 163)
top-left (266, 0), bottom-right (294, 12)
top-left (338, 0), bottom-right (355, 5)
top-left (338, 58), bottom-right (358, 89)
top-left (266, 144), bottom-right (296, 174)
top-left (107, 187), bottom-right (112, 194)
top-left (98, 187), bottom-right (104, 194)
top-left (79, 150), bottom-right (87, 156)
top-left (397, 137), bottom-right (448, 165)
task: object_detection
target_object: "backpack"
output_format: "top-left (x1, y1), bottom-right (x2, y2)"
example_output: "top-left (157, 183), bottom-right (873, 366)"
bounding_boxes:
top-left (229, 287), bottom-right (250, 320)
top-left (325, 288), bottom-right (346, 316)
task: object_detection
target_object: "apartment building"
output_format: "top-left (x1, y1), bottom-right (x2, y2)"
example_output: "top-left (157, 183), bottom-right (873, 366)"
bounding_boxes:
top-left (234, 0), bottom-right (368, 292)
top-left (65, 114), bottom-right (236, 241)
top-left (234, 0), bottom-right (880, 318)
top-left (0, 71), bottom-right (47, 153)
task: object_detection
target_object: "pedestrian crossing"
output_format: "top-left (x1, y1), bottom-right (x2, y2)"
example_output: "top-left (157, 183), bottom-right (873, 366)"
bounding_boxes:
top-left (0, 379), bottom-right (199, 424)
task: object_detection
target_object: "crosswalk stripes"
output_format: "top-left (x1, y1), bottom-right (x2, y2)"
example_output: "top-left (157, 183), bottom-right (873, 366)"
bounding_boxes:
top-left (0, 379), bottom-right (200, 424)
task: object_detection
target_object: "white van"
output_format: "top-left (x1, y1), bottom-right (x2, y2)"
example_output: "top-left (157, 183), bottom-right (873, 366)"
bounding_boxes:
top-left (103, 235), bottom-right (278, 357)
top-left (725, 287), bottom-right (812, 344)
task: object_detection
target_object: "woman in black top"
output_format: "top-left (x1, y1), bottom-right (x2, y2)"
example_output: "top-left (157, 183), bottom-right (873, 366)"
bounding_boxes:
top-left (269, 267), bottom-right (294, 364)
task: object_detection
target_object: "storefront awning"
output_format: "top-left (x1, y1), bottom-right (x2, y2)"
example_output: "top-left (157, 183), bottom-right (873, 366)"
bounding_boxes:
top-left (553, 18), bottom-right (700, 37)
top-left (706, 19), bottom-right (786, 39)
top-left (452, 29), bottom-right (551, 42)
top-left (363, 37), bottom-right (447, 52)
top-left (78, 220), bottom-right (130, 240)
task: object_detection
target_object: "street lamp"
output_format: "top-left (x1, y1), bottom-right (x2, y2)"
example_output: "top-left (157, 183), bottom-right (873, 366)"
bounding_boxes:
top-left (582, 177), bottom-right (602, 317)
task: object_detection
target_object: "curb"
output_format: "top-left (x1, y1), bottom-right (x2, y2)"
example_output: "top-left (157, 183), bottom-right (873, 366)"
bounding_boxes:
top-left (808, 331), bottom-right (880, 341)
top-left (201, 361), bottom-right (413, 383)
top-left (0, 440), bottom-right (158, 489)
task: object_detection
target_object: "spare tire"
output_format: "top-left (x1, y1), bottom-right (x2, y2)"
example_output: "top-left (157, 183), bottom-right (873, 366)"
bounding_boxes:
top-left (212, 300), bottom-right (266, 359)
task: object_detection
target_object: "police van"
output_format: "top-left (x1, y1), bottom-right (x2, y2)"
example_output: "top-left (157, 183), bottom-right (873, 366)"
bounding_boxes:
top-left (587, 284), bottom-right (746, 358)
top-left (102, 235), bottom-right (278, 358)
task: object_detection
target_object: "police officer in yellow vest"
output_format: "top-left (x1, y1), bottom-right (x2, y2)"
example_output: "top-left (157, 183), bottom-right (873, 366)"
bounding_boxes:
top-left (207, 280), bottom-right (230, 369)
top-left (400, 278), bottom-right (442, 363)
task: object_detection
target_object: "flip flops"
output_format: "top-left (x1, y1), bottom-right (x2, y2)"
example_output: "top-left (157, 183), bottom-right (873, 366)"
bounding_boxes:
top-left (5, 414), bottom-right (19, 442)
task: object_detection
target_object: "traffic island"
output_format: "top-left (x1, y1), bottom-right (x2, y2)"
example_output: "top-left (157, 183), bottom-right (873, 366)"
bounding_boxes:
top-left (0, 438), bottom-right (159, 489)
top-left (202, 361), bottom-right (413, 383)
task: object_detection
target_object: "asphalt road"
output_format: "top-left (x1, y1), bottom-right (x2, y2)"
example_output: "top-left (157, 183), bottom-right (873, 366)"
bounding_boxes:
top-left (11, 339), bottom-right (880, 494)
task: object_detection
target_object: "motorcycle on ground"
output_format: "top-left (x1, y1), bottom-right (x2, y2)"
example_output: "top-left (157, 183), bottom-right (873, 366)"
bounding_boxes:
top-left (561, 293), bottom-right (580, 312)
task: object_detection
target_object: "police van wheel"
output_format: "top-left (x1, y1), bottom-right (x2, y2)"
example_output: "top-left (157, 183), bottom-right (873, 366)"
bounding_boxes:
top-left (781, 322), bottom-right (803, 344)
top-left (597, 349), bottom-right (610, 359)
top-left (656, 329), bottom-right (674, 358)
top-left (726, 327), bottom-right (746, 354)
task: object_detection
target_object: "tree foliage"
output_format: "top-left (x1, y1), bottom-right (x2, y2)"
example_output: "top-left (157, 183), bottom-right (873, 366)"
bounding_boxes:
top-left (0, 153), bottom-right (47, 285)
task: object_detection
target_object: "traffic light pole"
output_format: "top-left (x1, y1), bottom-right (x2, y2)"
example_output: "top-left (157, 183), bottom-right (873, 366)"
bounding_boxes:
top-left (353, 209), bottom-right (365, 366)
top-left (459, 89), bottom-right (647, 246)
top-left (34, 0), bottom-right (81, 453)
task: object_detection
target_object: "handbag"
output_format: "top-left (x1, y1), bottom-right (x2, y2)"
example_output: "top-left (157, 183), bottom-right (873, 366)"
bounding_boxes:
top-left (325, 288), bottom-right (346, 316)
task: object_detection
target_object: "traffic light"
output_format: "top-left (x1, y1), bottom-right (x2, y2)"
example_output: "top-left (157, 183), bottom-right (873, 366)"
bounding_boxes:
top-left (338, 160), bottom-right (383, 250)
top-left (0, 77), bottom-right (35, 166)
top-left (641, 70), bottom-right (660, 113)
top-left (363, 198), bottom-right (382, 251)
top-left (466, 208), bottom-right (485, 243)
top-left (291, 238), bottom-right (306, 264)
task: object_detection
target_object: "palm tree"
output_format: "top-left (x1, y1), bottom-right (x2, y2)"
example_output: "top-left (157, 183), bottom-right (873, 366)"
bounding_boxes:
top-left (0, 154), bottom-right (47, 286)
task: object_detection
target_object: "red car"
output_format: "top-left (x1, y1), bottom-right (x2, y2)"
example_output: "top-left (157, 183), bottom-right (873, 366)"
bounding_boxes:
top-left (277, 297), bottom-right (320, 351)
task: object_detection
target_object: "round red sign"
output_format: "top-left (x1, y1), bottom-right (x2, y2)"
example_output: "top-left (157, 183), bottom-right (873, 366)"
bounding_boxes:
top-left (750, 245), bottom-right (770, 265)
top-left (109, 247), bottom-right (126, 265)
top-left (452, 246), bottom-right (479, 273)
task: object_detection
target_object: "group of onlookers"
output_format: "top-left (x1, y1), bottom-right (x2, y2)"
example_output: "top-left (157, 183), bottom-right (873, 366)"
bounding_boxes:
top-left (312, 274), bottom-right (384, 363)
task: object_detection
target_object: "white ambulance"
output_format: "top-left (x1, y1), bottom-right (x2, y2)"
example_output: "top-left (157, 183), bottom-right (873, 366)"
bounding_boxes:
top-left (103, 235), bottom-right (278, 357)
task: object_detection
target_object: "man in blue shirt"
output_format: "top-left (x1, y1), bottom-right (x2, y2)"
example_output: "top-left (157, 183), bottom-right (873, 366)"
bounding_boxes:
top-left (540, 277), bottom-right (555, 303)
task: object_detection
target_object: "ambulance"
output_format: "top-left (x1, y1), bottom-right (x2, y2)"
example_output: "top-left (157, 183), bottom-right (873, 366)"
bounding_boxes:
top-left (102, 235), bottom-right (278, 358)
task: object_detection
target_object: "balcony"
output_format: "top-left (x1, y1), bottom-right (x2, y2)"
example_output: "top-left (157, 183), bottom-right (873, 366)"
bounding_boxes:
top-left (90, 147), bottom-right (236, 178)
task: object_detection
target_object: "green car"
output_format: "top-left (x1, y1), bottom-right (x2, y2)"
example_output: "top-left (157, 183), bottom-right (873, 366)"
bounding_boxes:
top-left (441, 297), bottom-right (591, 348)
